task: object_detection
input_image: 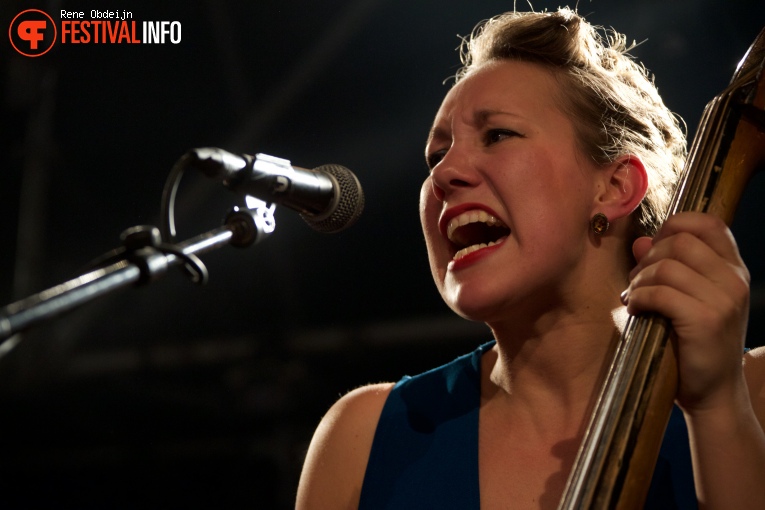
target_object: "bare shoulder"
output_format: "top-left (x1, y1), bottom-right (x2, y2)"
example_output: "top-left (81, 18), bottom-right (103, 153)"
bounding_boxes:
top-left (744, 347), bottom-right (765, 428)
top-left (296, 382), bottom-right (395, 510)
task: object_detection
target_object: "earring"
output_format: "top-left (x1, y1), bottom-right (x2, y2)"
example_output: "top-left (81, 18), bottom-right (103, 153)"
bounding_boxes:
top-left (590, 213), bottom-right (609, 236)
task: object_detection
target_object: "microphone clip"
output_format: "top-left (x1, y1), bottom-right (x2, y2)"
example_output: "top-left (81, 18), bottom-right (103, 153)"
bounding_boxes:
top-left (226, 198), bottom-right (276, 248)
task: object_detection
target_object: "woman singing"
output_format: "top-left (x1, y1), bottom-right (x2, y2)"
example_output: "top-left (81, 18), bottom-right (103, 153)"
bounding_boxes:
top-left (297, 8), bottom-right (765, 509)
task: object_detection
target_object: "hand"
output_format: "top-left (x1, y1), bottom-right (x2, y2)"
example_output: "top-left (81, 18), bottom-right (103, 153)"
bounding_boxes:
top-left (624, 212), bottom-right (750, 414)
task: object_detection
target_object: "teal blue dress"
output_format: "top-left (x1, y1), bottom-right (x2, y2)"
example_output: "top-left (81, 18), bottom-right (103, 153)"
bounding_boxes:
top-left (359, 341), bottom-right (696, 509)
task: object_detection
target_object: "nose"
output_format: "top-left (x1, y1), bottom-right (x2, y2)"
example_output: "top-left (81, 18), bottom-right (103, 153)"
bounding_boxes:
top-left (429, 144), bottom-right (479, 202)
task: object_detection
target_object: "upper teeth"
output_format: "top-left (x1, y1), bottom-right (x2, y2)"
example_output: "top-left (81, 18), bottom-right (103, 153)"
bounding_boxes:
top-left (446, 210), bottom-right (507, 242)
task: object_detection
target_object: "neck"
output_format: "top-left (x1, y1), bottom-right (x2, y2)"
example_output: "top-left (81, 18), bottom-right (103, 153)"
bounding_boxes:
top-left (483, 305), bottom-right (627, 436)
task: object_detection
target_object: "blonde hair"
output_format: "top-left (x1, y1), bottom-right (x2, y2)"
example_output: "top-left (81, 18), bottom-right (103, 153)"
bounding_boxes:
top-left (457, 8), bottom-right (686, 238)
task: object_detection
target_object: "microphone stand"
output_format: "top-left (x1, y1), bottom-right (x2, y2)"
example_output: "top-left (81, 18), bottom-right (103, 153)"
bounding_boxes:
top-left (0, 203), bottom-right (275, 345)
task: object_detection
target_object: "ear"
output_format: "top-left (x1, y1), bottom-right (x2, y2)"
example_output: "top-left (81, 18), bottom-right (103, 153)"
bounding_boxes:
top-left (592, 155), bottom-right (648, 222)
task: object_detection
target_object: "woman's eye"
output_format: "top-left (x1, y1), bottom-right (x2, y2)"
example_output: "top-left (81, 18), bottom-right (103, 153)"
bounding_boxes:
top-left (485, 129), bottom-right (519, 145)
top-left (426, 149), bottom-right (447, 170)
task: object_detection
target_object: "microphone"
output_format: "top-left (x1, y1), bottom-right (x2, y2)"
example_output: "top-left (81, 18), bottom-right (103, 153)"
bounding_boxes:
top-left (188, 147), bottom-right (364, 233)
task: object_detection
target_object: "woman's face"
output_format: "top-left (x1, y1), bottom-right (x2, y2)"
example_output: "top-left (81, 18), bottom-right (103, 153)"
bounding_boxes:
top-left (420, 60), bottom-right (604, 323)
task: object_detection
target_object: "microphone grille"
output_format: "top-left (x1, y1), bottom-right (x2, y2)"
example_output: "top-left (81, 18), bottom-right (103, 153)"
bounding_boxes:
top-left (302, 164), bottom-right (365, 233)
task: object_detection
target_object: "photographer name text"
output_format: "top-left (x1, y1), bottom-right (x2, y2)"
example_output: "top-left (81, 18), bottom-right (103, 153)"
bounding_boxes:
top-left (60, 9), bottom-right (181, 44)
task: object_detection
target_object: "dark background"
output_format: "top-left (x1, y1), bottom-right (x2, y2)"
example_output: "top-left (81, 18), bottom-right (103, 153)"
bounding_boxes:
top-left (1, 0), bottom-right (763, 507)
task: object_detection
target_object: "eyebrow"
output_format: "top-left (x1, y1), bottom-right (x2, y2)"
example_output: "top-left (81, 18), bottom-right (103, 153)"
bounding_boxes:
top-left (426, 125), bottom-right (448, 147)
top-left (426, 108), bottom-right (525, 147)
top-left (475, 108), bottom-right (523, 124)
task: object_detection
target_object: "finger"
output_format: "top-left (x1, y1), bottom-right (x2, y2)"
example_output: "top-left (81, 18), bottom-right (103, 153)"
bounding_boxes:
top-left (629, 230), bottom-right (745, 290)
top-left (653, 212), bottom-right (745, 266)
top-left (624, 281), bottom-right (737, 341)
top-left (632, 236), bottom-right (652, 264)
top-left (626, 257), bottom-right (731, 311)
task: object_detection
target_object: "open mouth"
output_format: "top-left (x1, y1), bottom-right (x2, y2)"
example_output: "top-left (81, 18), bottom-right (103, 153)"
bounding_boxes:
top-left (446, 210), bottom-right (510, 260)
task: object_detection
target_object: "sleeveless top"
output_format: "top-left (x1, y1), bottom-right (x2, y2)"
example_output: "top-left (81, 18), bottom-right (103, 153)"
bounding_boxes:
top-left (359, 341), bottom-right (697, 509)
